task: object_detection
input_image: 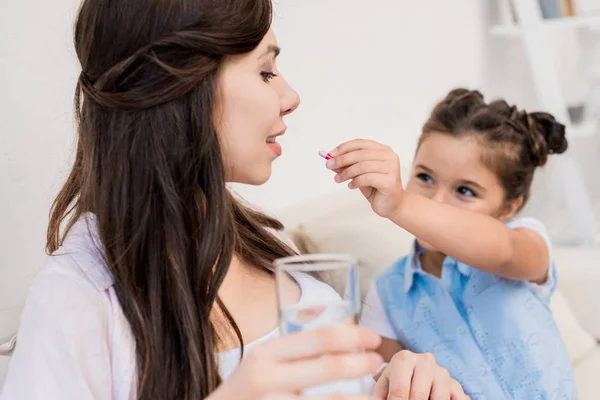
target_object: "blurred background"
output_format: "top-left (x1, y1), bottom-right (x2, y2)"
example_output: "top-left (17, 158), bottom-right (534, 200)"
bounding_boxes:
top-left (1, 0), bottom-right (599, 356)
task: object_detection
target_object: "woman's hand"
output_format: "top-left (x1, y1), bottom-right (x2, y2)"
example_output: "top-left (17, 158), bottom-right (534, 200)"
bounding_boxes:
top-left (326, 139), bottom-right (404, 219)
top-left (209, 325), bottom-right (384, 400)
top-left (373, 351), bottom-right (470, 400)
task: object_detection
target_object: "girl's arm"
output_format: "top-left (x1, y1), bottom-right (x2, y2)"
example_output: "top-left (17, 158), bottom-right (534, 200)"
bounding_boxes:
top-left (390, 191), bottom-right (549, 282)
top-left (327, 139), bottom-right (549, 283)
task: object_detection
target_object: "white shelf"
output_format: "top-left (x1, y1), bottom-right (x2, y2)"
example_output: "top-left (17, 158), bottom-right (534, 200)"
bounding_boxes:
top-left (492, 0), bottom-right (599, 246)
top-left (490, 15), bottom-right (600, 37)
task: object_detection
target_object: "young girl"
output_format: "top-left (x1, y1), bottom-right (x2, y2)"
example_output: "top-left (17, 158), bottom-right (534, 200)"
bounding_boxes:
top-left (326, 89), bottom-right (576, 399)
top-left (0, 1), bottom-right (468, 399)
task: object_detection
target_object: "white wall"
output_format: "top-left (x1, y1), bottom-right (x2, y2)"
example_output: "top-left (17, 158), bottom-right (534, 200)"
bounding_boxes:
top-left (0, 0), bottom-right (487, 309)
top-left (234, 0), bottom-right (487, 211)
top-left (1, 0), bottom-right (81, 309)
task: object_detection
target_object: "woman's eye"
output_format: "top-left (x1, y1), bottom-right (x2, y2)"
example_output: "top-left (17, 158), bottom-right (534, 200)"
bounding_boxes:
top-left (416, 173), bottom-right (433, 184)
top-left (261, 71), bottom-right (278, 82)
top-left (457, 186), bottom-right (476, 198)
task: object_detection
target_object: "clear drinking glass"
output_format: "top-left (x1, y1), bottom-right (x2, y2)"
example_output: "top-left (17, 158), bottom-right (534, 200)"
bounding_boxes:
top-left (274, 253), bottom-right (369, 395)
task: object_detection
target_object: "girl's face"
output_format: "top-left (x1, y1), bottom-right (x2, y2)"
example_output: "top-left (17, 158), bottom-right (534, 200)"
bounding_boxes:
top-left (215, 29), bottom-right (300, 185)
top-left (406, 133), bottom-right (520, 252)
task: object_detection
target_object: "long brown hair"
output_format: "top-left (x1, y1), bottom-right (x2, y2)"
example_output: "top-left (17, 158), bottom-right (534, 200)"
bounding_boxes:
top-left (46, 0), bottom-right (295, 398)
top-left (421, 88), bottom-right (568, 208)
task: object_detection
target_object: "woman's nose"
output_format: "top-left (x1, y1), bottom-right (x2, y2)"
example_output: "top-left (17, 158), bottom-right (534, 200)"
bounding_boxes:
top-left (280, 80), bottom-right (300, 116)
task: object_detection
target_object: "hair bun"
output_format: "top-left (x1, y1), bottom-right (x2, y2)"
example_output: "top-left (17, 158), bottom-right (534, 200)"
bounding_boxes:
top-left (445, 89), bottom-right (485, 112)
top-left (527, 112), bottom-right (568, 166)
top-left (433, 89), bottom-right (486, 128)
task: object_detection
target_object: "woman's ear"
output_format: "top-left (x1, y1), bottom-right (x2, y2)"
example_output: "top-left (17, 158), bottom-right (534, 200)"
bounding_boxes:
top-left (497, 196), bottom-right (524, 222)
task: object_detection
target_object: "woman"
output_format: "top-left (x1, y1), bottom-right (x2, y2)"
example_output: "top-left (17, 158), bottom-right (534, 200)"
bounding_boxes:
top-left (1, 0), bottom-right (469, 399)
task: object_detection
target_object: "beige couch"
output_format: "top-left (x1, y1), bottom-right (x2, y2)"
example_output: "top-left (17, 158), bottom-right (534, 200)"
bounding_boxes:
top-left (276, 189), bottom-right (600, 400)
top-left (2, 189), bottom-right (600, 398)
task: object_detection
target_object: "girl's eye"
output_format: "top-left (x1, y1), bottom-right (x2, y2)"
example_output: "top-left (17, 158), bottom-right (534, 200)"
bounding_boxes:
top-left (416, 173), bottom-right (433, 184)
top-left (261, 71), bottom-right (278, 82)
top-left (457, 186), bottom-right (477, 198)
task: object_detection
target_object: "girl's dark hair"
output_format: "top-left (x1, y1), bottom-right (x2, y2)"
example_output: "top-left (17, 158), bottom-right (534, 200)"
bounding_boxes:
top-left (421, 88), bottom-right (568, 206)
top-left (46, 0), bottom-right (295, 398)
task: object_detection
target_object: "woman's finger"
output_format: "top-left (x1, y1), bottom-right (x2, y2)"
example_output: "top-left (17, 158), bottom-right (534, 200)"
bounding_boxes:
top-left (330, 139), bottom-right (390, 157)
top-left (335, 161), bottom-right (388, 183)
top-left (264, 390), bottom-right (379, 400)
top-left (276, 352), bottom-right (383, 393)
top-left (264, 325), bottom-right (381, 362)
top-left (429, 368), bottom-right (451, 400)
top-left (326, 150), bottom-right (389, 170)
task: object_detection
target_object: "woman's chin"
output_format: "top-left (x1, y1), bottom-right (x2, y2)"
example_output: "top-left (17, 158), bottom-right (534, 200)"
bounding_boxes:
top-left (231, 166), bottom-right (272, 186)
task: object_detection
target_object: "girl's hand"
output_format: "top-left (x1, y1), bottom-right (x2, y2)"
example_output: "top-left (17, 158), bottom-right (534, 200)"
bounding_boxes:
top-left (209, 325), bottom-right (384, 400)
top-left (327, 139), bottom-right (404, 219)
top-left (373, 351), bottom-right (471, 400)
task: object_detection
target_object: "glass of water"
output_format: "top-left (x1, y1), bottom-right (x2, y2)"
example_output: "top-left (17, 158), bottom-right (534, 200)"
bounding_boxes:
top-left (274, 253), bottom-right (369, 395)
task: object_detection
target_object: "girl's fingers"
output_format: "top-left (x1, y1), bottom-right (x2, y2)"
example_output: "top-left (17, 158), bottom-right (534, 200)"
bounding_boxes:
top-left (348, 174), bottom-right (395, 191)
top-left (326, 150), bottom-right (390, 170)
top-left (372, 350), bottom-right (419, 400)
top-left (330, 139), bottom-right (390, 157)
top-left (335, 161), bottom-right (388, 183)
top-left (429, 368), bottom-right (452, 400)
top-left (408, 355), bottom-right (436, 400)
top-left (450, 380), bottom-right (470, 400)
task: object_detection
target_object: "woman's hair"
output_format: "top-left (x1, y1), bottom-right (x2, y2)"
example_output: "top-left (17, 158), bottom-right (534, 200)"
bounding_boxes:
top-left (46, 0), bottom-right (295, 398)
top-left (421, 88), bottom-right (568, 207)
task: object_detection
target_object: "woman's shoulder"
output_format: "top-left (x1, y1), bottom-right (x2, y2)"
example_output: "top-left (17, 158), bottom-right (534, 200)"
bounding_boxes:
top-left (3, 220), bottom-right (122, 399)
top-left (26, 214), bottom-right (115, 319)
top-left (23, 257), bottom-right (111, 341)
top-left (47, 213), bottom-right (115, 291)
top-left (13, 215), bottom-right (117, 353)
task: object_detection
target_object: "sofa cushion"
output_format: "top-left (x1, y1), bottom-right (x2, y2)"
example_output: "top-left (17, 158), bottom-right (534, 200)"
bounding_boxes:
top-left (552, 248), bottom-right (600, 341)
top-left (549, 290), bottom-right (597, 365)
top-left (0, 355), bottom-right (9, 392)
top-left (0, 307), bottom-right (22, 389)
top-left (573, 347), bottom-right (600, 400)
top-left (0, 307), bottom-right (21, 354)
top-left (291, 214), bottom-right (414, 299)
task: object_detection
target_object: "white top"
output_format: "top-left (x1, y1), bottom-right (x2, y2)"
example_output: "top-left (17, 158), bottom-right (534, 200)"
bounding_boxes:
top-left (360, 217), bottom-right (557, 341)
top-left (218, 271), bottom-right (343, 380)
top-left (0, 215), bottom-right (368, 399)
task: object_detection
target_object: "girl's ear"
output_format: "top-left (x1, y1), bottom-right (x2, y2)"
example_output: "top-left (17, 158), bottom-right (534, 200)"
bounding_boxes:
top-left (497, 196), bottom-right (524, 222)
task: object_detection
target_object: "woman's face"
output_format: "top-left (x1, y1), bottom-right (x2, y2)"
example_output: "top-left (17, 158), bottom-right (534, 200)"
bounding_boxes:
top-left (215, 29), bottom-right (300, 185)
